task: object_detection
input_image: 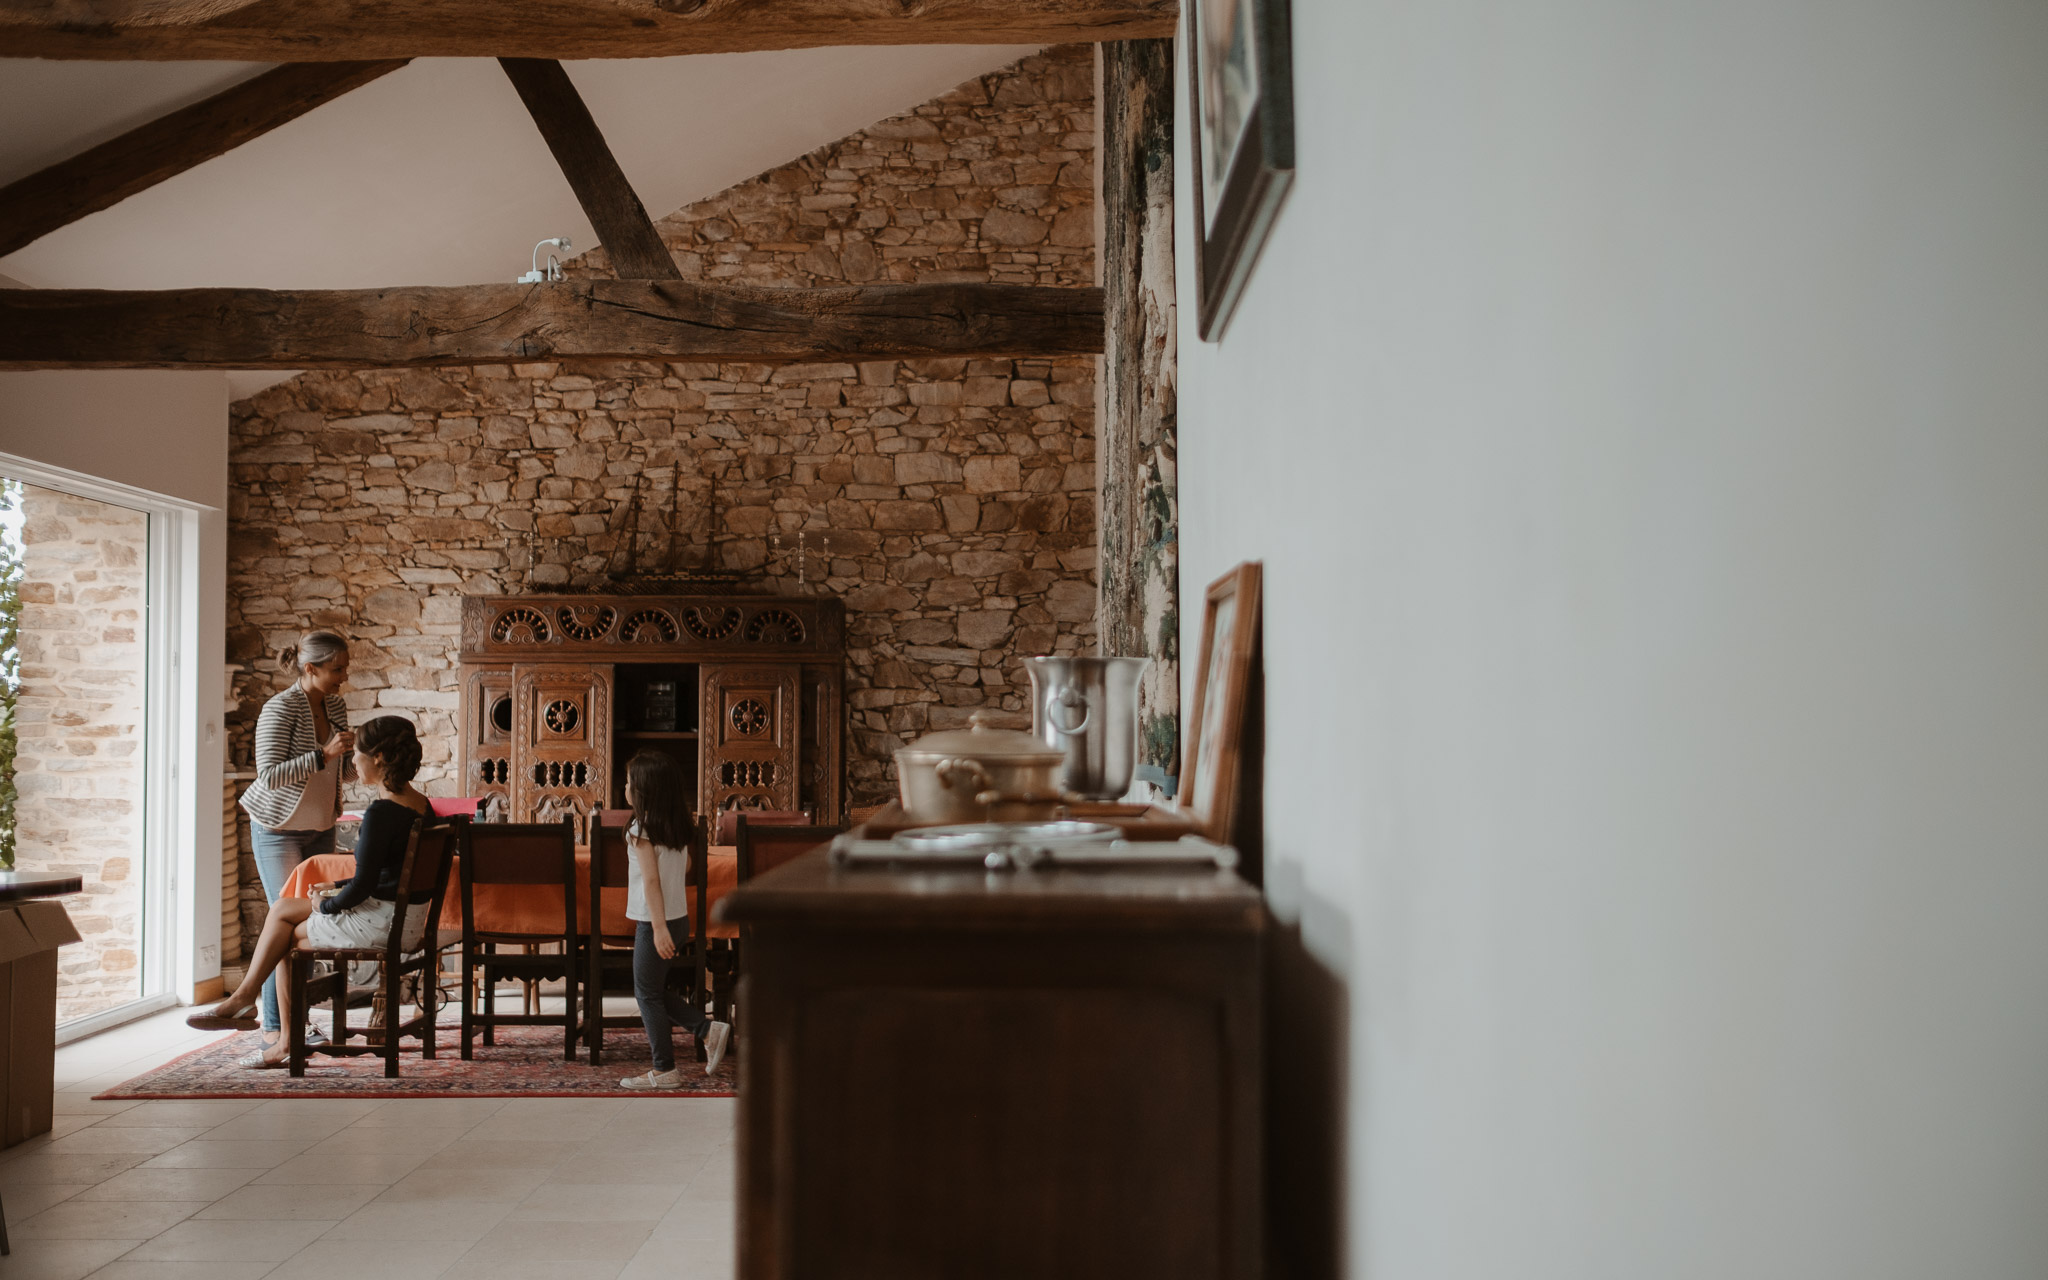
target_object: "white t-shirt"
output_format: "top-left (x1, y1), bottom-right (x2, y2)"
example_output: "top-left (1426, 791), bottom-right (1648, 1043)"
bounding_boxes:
top-left (624, 820), bottom-right (692, 924)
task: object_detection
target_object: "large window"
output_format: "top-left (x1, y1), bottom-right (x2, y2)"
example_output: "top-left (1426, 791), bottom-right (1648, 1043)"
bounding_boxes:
top-left (0, 467), bottom-right (180, 1031)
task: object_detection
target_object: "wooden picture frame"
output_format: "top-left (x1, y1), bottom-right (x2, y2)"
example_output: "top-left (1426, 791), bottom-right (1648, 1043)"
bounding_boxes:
top-left (1186, 0), bottom-right (1295, 340)
top-left (1180, 562), bottom-right (1261, 843)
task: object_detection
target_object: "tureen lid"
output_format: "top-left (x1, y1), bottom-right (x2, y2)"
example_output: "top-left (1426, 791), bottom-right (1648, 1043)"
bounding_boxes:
top-left (899, 710), bottom-right (1061, 760)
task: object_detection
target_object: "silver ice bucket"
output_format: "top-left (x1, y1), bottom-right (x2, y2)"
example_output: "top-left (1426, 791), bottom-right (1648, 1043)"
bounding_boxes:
top-left (1023, 655), bottom-right (1152, 801)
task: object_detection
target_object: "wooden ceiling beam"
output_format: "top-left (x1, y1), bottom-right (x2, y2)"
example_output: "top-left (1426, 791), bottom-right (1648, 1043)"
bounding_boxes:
top-left (0, 281), bottom-right (1105, 369)
top-left (0, 0), bottom-right (1178, 61)
top-left (0, 59), bottom-right (409, 259)
top-left (499, 58), bottom-right (680, 281)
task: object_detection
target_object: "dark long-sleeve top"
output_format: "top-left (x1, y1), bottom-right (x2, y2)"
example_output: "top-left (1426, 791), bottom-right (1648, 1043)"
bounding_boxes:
top-left (320, 799), bottom-right (424, 915)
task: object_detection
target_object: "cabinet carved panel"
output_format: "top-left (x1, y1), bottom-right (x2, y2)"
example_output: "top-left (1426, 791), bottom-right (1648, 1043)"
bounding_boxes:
top-left (463, 595), bottom-right (841, 661)
top-left (458, 595), bottom-right (844, 827)
top-left (511, 664), bottom-right (612, 826)
top-left (702, 664), bottom-right (801, 816)
top-left (459, 665), bottom-right (514, 823)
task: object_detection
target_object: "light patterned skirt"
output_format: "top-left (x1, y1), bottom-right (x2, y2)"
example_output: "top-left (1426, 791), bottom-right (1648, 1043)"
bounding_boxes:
top-left (304, 898), bottom-right (429, 953)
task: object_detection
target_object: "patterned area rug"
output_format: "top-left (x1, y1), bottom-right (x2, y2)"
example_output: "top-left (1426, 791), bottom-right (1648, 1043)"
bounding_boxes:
top-left (96, 1018), bottom-right (737, 1100)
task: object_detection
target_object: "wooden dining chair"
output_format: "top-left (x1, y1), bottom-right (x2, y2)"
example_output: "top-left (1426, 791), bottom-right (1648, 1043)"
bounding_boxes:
top-left (713, 807), bottom-right (810, 846)
top-left (710, 817), bottom-right (847, 1026)
top-left (734, 819), bottom-right (844, 883)
top-left (459, 817), bottom-right (580, 1061)
top-left (423, 794), bottom-right (487, 1008)
top-left (286, 815), bottom-right (460, 1078)
top-left (581, 811), bottom-right (710, 1065)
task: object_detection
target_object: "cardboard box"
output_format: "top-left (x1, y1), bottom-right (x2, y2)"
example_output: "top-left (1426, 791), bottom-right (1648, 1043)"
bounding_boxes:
top-left (0, 900), bottom-right (82, 1149)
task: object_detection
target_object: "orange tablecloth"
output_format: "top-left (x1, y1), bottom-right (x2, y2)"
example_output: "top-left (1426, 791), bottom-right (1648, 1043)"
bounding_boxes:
top-left (276, 848), bottom-right (741, 940)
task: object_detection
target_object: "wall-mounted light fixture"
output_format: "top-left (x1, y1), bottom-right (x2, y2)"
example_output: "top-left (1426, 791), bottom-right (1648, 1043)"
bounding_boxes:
top-left (517, 237), bottom-right (573, 284)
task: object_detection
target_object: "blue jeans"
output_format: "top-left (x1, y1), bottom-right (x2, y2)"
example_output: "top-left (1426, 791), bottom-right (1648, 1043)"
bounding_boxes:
top-left (250, 823), bottom-right (335, 1032)
top-left (633, 918), bottom-right (707, 1072)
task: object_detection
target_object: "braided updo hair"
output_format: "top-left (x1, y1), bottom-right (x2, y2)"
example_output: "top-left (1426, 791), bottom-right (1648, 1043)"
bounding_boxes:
top-left (353, 715), bottom-right (423, 791)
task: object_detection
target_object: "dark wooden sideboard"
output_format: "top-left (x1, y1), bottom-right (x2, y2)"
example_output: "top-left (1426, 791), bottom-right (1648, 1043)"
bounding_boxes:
top-left (457, 595), bottom-right (844, 829)
top-left (719, 851), bottom-right (1264, 1280)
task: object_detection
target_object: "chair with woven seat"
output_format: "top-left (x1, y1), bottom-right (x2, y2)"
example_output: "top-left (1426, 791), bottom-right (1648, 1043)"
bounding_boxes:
top-left (286, 815), bottom-right (459, 1078)
top-left (460, 817), bottom-right (580, 1061)
top-left (581, 811), bottom-right (709, 1065)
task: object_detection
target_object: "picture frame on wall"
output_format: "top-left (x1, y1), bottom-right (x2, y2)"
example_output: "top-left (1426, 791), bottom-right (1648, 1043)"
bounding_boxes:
top-left (1180, 561), bottom-right (1262, 844)
top-left (1186, 0), bottom-right (1295, 340)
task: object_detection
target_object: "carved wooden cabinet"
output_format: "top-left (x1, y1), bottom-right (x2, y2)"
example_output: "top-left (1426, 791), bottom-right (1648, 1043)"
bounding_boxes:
top-left (458, 596), bottom-right (844, 829)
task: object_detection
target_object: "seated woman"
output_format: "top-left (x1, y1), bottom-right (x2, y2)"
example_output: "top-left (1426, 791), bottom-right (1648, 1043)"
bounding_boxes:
top-left (188, 716), bottom-right (435, 1067)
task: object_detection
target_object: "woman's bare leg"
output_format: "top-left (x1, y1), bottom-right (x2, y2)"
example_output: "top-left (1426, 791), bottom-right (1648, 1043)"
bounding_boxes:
top-left (265, 922), bottom-right (316, 1064)
top-left (212, 898), bottom-right (314, 1018)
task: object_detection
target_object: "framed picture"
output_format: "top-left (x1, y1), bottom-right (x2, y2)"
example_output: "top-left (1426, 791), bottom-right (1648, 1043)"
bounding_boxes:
top-left (1186, 0), bottom-right (1295, 340)
top-left (1180, 562), bottom-right (1262, 843)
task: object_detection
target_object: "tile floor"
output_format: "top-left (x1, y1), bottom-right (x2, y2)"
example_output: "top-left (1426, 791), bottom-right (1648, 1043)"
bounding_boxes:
top-left (0, 1008), bottom-right (736, 1279)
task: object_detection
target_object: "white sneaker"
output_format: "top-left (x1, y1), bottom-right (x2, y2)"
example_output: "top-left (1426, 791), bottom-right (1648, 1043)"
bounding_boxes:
top-left (703, 1021), bottom-right (732, 1075)
top-left (620, 1067), bottom-right (685, 1091)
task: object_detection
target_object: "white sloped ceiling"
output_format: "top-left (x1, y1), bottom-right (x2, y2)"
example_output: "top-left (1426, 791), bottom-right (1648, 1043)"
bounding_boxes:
top-left (0, 45), bottom-right (1042, 292)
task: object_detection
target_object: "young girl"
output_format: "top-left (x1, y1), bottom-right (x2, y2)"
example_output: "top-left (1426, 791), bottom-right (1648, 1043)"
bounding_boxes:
top-left (621, 751), bottom-right (731, 1087)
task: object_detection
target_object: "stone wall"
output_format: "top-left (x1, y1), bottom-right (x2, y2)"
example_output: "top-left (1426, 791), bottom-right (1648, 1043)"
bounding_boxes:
top-left (13, 484), bottom-right (148, 1024)
top-left (225, 48), bottom-right (1099, 829)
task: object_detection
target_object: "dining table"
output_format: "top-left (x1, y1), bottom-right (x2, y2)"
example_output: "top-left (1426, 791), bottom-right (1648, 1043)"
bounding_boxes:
top-left (276, 846), bottom-right (742, 939)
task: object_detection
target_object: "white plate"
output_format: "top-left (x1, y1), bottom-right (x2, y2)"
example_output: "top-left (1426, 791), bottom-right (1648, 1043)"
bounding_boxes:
top-left (893, 821), bottom-right (1120, 851)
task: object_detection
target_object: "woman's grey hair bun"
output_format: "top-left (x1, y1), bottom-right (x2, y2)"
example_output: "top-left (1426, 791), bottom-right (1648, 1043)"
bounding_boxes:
top-left (281, 630), bottom-right (349, 674)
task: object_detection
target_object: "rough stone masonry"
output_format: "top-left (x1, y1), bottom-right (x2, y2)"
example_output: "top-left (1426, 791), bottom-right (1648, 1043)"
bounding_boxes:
top-left (224, 49), bottom-right (1101, 948)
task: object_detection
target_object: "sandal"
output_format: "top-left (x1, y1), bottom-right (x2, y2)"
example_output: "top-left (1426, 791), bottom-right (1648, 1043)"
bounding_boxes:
top-left (238, 1033), bottom-right (290, 1070)
top-left (186, 1006), bottom-right (260, 1031)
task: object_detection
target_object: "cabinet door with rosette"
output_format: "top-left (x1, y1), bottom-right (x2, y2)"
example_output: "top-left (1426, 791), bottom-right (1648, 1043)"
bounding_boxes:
top-left (460, 665), bottom-right (515, 824)
top-left (510, 664), bottom-right (613, 828)
top-left (701, 664), bottom-right (801, 819)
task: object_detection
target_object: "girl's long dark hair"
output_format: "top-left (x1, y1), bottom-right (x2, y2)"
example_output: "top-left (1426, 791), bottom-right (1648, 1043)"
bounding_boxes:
top-left (627, 750), bottom-right (690, 850)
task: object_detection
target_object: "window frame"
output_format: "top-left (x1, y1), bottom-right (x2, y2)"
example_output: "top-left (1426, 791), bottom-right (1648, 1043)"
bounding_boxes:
top-left (0, 450), bottom-right (199, 1040)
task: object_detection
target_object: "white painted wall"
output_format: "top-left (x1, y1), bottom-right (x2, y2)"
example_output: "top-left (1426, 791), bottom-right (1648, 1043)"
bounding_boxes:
top-left (0, 372), bottom-right (229, 1001)
top-left (0, 372), bottom-right (229, 508)
top-left (1175, 2), bottom-right (2048, 1275)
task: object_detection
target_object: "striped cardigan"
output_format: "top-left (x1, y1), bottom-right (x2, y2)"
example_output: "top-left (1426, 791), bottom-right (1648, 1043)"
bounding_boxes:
top-left (240, 685), bottom-right (354, 831)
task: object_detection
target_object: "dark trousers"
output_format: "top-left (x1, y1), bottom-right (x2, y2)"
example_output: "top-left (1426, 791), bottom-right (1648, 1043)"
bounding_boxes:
top-left (633, 917), bottom-right (708, 1072)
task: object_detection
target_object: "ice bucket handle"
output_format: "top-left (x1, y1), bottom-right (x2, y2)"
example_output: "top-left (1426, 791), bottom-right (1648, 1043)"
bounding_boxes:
top-left (1045, 686), bottom-right (1091, 736)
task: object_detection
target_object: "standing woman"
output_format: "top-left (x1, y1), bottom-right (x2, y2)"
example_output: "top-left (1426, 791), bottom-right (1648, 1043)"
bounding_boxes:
top-left (238, 630), bottom-right (354, 1061)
